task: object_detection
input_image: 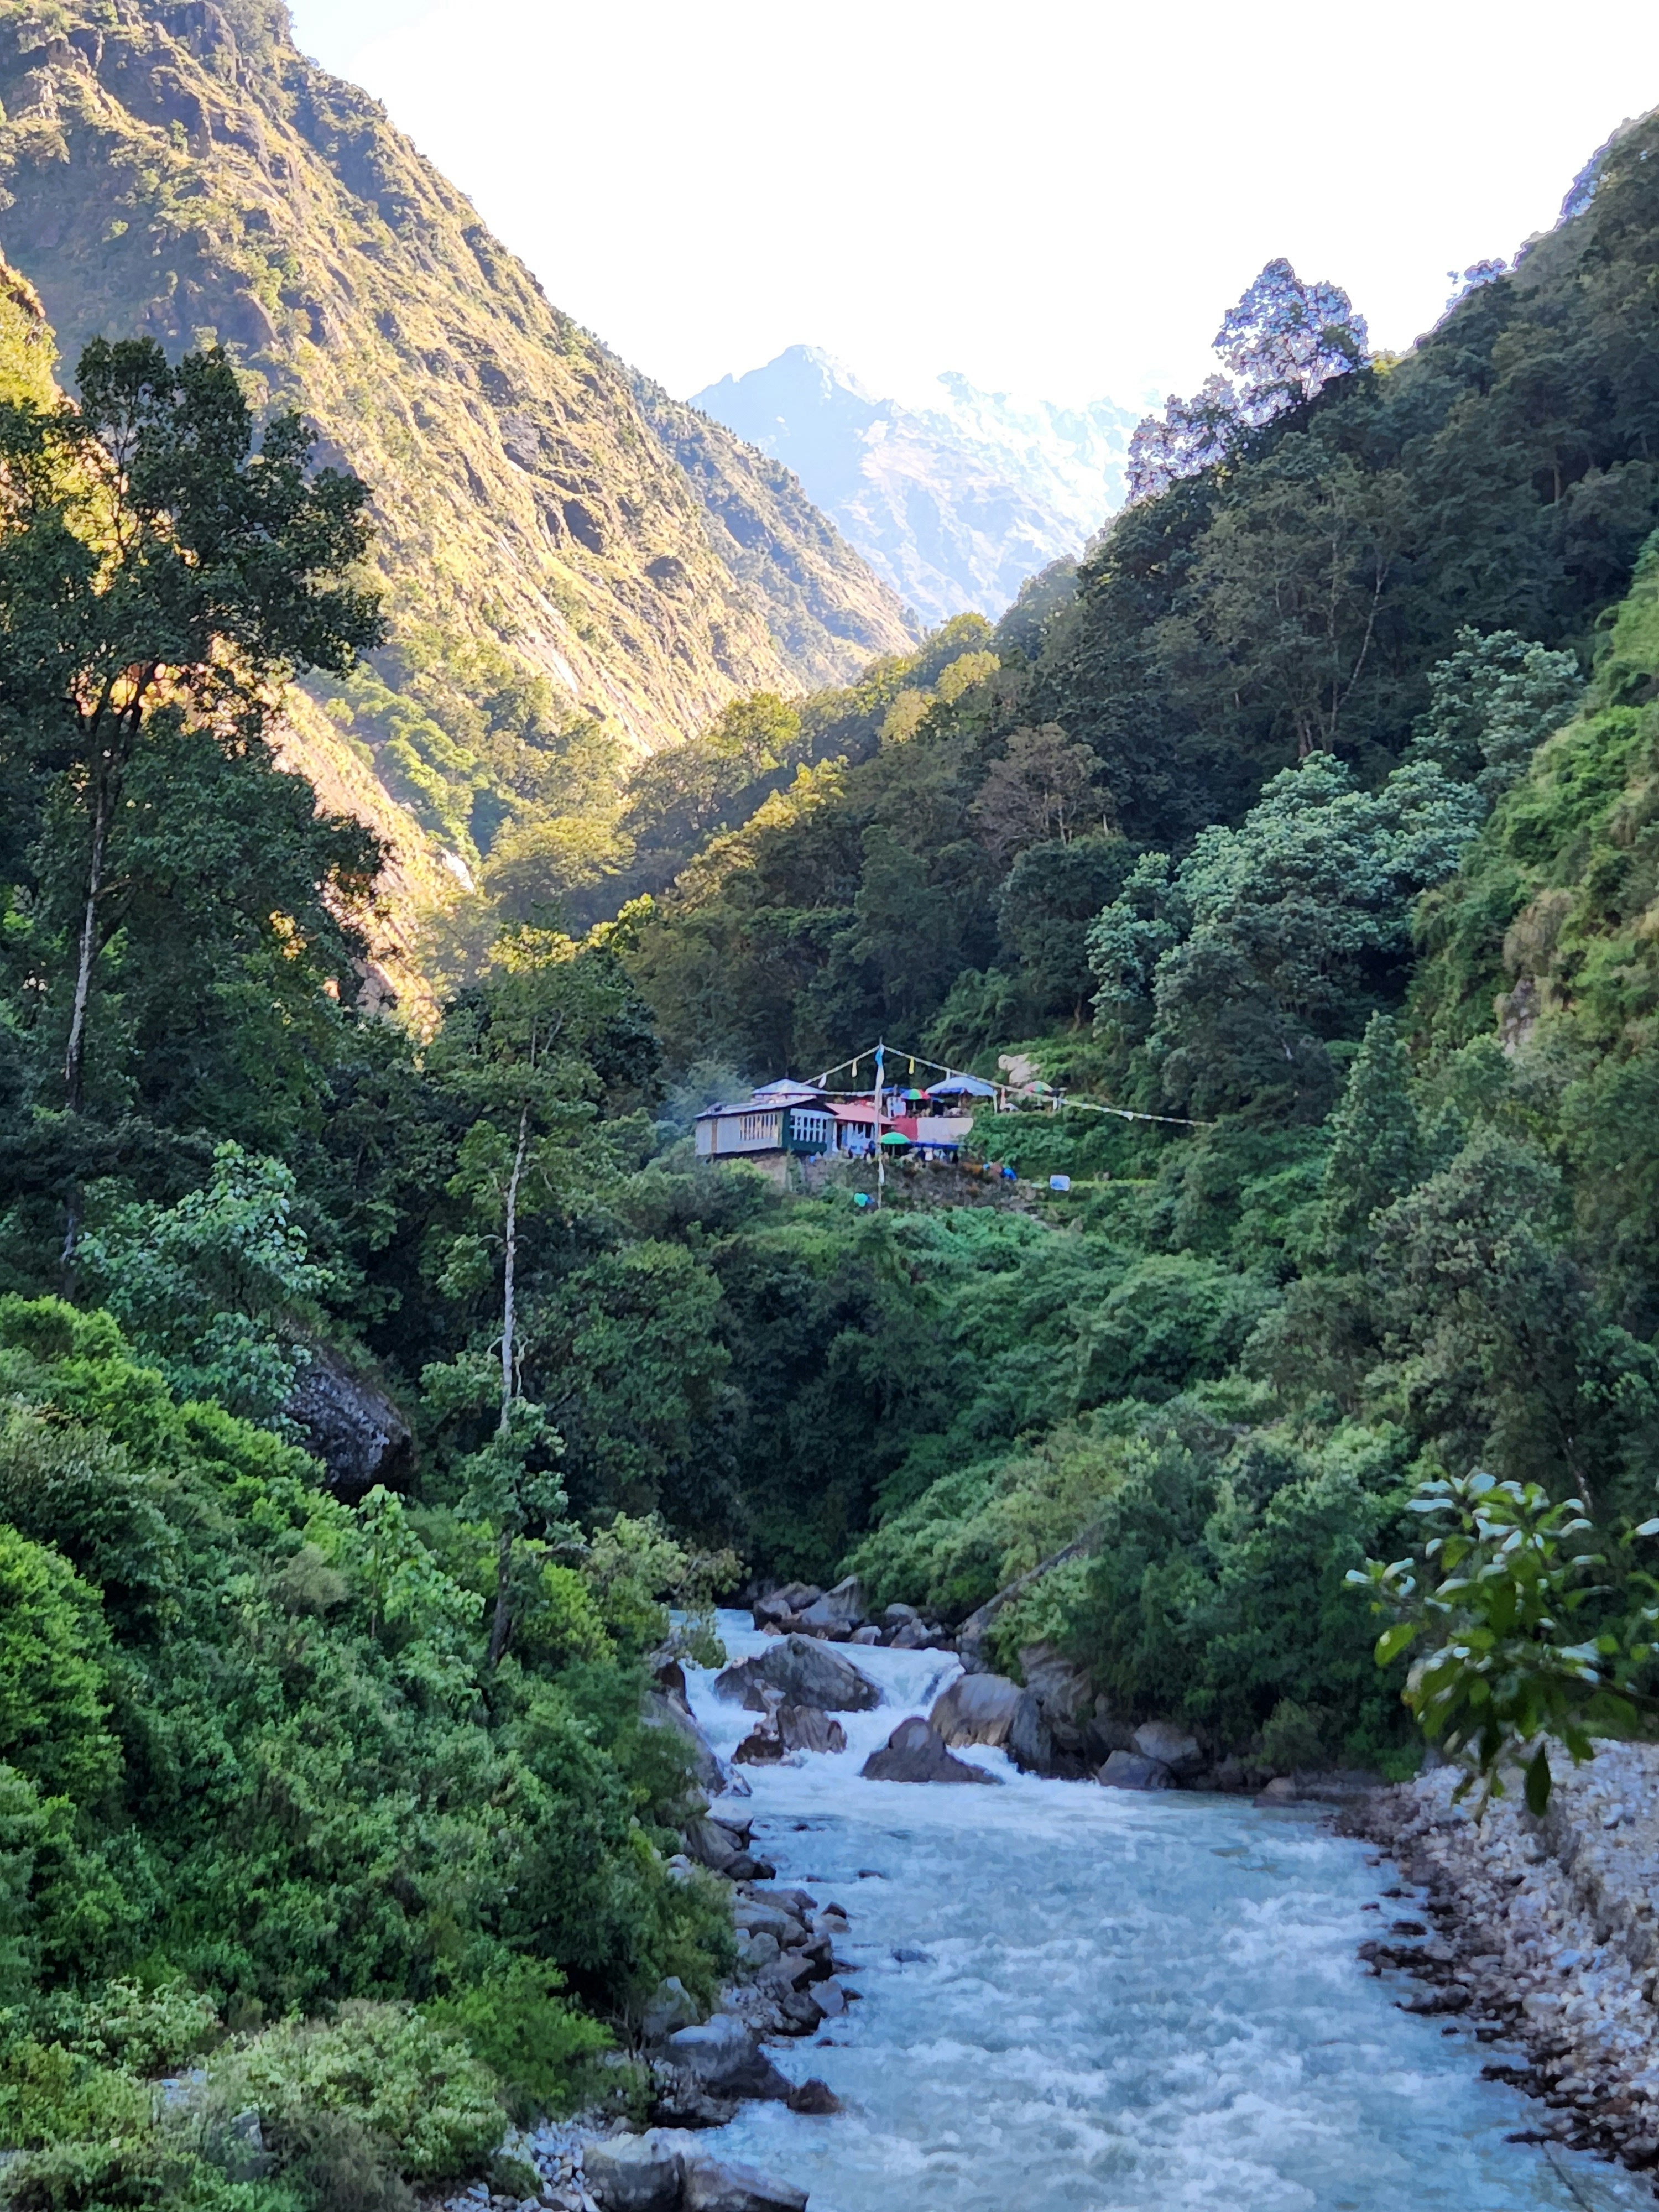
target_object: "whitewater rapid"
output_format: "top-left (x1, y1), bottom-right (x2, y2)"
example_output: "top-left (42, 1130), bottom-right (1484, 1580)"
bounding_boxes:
top-left (682, 1612), bottom-right (1649, 2211)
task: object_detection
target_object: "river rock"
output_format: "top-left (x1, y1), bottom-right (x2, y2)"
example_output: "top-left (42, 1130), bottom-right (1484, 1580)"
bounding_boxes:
top-left (1099, 1749), bottom-right (1174, 1790)
top-left (748, 1885), bottom-right (818, 1918)
top-left (752, 1582), bottom-right (821, 1629)
top-left (785, 2077), bottom-right (841, 2116)
top-left (1019, 1641), bottom-right (1095, 1755)
top-left (734, 1726), bottom-right (785, 1766)
top-left (930, 1673), bottom-right (1052, 1770)
top-left (882, 1603), bottom-right (920, 1627)
top-left (682, 1817), bottom-right (742, 1873)
top-left (1132, 1719), bottom-right (1205, 1778)
top-left (860, 1715), bottom-right (1001, 1783)
top-left (715, 1636), bottom-right (881, 1713)
top-left (850, 1625), bottom-right (882, 1645)
top-left (583, 2128), bottom-right (697, 2211)
top-left (639, 1976), bottom-right (702, 2043)
top-left (283, 1349), bottom-right (413, 1504)
top-left (776, 1704), bottom-right (847, 1754)
top-left (733, 1899), bottom-right (807, 1945)
top-left (681, 2151), bottom-right (809, 2212)
top-left (795, 1574), bottom-right (866, 1636)
top-left (642, 1689), bottom-right (728, 1796)
top-left (663, 2016), bottom-right (794, 2101)
top-left (888, 1616), bottom-right (945, 1649)
top-left (1007, 1693), bottom-right (1055, 1775)
top-left (930, 1672), bottom-right (1022, 1746)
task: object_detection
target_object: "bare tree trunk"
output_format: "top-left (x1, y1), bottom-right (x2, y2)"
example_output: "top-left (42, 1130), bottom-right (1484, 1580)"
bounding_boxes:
top-left (487, 1100), bottom-right (532, 1671)
top-left (64, 765), bottom-right (114, 1118)
top-left (59, 757), bottom-right (119, 1277)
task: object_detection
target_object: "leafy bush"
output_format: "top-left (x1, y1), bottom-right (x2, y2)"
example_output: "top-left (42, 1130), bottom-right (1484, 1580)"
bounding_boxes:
top-left (210, 2005), bottom-right (503, 2185)
top-left (0, 1527), bottom-right (118, 1807)
top-left (425, 1960), bottom-right (611, 2122)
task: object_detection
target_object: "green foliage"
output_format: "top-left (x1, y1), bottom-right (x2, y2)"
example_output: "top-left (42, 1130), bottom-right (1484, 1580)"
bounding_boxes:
top-left (0, 1525), bottom-right (117, 1807)
top-left (211, 2006), bottom-right (503, 2184)
top-left (1089, 753), bottom-right (1484, 1117)
top-left (1408, 626), bottom-right (1583, 802)
top-left (425, 1960), bottom-right (611, 2123)
top-left (79, 1145), bottom-right (334, 1426)
top-left (1318, 1014), bottom-right (1423, 1255)
top-left (1350, 1469), bottom-right (1659, 1813)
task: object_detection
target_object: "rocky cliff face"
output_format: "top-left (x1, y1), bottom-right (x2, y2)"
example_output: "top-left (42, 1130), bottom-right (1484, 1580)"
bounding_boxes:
top-left (0, 0), bottom-right (914, 891)
top-left (691, 346), bottom-right (1135, 625)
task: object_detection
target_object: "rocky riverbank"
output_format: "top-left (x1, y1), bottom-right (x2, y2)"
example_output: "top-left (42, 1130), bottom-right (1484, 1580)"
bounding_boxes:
top-left (1342, 1745), bottom-right (1659, 2180)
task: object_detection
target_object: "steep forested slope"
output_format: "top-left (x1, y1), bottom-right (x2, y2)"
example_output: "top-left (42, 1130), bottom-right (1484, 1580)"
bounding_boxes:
top-left (0, 0), bottom-right (913, 899)
top-left (621, 112), bottom-right (1659, 1080)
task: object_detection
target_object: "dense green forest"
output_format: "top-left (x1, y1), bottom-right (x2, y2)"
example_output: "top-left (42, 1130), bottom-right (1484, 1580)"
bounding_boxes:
top-left (7, 91), bottom-right (1659, 2212)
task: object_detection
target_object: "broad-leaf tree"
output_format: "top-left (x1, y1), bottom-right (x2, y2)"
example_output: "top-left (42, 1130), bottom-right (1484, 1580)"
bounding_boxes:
top-left (0, 340), bottom-right (382, 1190)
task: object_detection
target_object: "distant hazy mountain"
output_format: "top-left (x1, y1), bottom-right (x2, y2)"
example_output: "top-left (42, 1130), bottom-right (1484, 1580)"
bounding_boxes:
top-left (691, 347), bottom-right (1136, 625)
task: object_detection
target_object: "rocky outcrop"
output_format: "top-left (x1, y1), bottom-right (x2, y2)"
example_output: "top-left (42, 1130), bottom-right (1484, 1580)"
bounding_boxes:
top-left (0, 0), bottom-right (914, 973)
top-left (1099, 1749), bottom-right (1173, 1791)
top-left (860, 1716), bottom-right (1001, 1784)
top-left (283, 1351), bottom-right (411, 1504)
top-left (585, 2129), bottom-right (808, 2212)
top-left (929, 1672), bottom-right (1053, 1773)
top-left (953, 1532), bottom-right (1098, 1673)
top-left (715, 1636), bottom-right (880, 1713)
top-left (643, 1664), bottom-right (730, 1798)
top-left (750, 1582), bottom-right (952, 1650)
top-left (795, 1575), bottom-right (866, 1637)
top-left (1131, 1719), bottom-right (1204, 1779)
top-left (661, 2016), bottom-right (794, 2104)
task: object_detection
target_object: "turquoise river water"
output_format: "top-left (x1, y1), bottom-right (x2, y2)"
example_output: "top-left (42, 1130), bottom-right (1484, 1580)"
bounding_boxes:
top-left (682, 1613), bottom-right (1653, 2212)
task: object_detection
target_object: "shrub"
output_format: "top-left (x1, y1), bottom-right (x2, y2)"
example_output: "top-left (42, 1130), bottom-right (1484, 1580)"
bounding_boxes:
top-left (0, 1527), bottom-right (118, 1807)
top-left (69, 1980), bottom-right (222, 2076)
top-left (426, 1960), bottom-right (611, 2122)
top-left (209, 2005), bottom-right (503, 2185)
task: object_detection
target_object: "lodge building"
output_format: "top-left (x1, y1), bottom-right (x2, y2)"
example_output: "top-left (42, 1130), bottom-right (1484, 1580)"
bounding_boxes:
top-left (693, 1075), bottom-right (987, 1179)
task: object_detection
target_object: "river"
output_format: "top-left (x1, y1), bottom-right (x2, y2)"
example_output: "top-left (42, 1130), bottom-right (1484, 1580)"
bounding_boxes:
top-left (681, 1613), bottom-right (1651, 2212)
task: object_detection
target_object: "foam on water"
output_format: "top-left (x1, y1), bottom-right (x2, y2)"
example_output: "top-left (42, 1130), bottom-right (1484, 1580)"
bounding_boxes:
top-left (683, 1613), bottom-right (1650, 2211)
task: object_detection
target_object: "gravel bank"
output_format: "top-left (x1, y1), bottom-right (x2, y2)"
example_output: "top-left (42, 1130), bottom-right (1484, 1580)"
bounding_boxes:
top-left (1344, 1745), bottom-right (1659, 2179)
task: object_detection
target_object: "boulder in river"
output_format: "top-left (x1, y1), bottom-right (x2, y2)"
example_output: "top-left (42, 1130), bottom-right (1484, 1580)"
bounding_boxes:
top-left (639, 1976), bottom-right (702, 2044)
top-left (682, 2151), bottom-right (810, 2212)
top-left (860, 1715), bottom-right (1001, 1783)
top-left (795, 1574), bottom-right (866, 1636)
top-left (1132, 1719), bottom-right (1204, 1778)
top-left (584, 2129), bottom-right (698, 2210)
top-left (1019, 1641), bottom-right (1095, 1758)
top-left (664, 2015), bottom-right (794, 2102)
top-left (642, 1687), bottom-right (728, 1794)
top-left (888, 1616), bottom-right (946, 1649)
top-left (715, 1635), bottom-right (880, 1713)
top-left (776, 1704), bottom-right (846, 1754)
top-left (752, 1581), bottom-right (822, 1629)
top-left (1099, 1749), bottom-right (1174, 1791)
top-left (930, 1671), bottom-right (1021, 1746)
top-left (930, 1673), bottom-right (1053, 1771)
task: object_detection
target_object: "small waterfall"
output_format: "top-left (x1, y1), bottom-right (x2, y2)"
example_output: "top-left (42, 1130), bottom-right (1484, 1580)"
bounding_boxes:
top-left (681, 1613), bottom-right (1647, 2211)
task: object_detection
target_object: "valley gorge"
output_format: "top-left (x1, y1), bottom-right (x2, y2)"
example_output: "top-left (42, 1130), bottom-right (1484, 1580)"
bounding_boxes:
top-left (2, 15), bottom-right (1659, 2212)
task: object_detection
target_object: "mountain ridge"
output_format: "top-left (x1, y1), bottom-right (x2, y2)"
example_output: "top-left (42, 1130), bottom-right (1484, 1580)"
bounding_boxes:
top-left (0, 0), bottom-right (915, 908)
top-left (691, 343), bottom-right (1134, 624)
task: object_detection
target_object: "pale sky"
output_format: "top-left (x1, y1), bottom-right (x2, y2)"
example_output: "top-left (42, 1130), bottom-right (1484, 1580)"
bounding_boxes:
top-left (285, 0), bottom-right (1659, 414)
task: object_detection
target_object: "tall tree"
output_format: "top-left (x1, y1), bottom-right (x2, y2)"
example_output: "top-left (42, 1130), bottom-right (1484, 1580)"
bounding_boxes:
top-left (0, 340), bottom-right (382, 1157)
